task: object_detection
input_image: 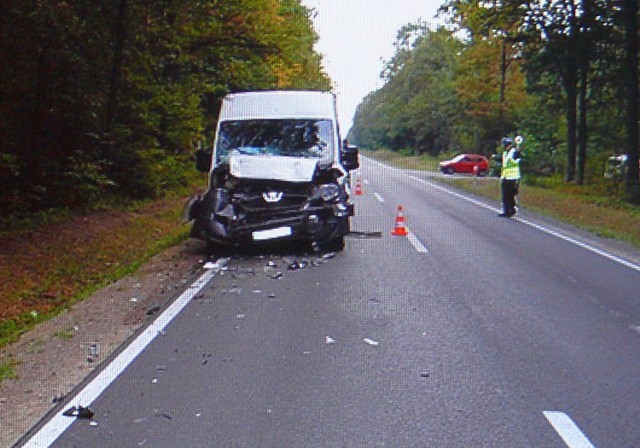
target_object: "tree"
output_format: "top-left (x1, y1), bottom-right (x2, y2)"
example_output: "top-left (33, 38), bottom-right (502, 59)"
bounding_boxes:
top-left (620, 0), bottom-right (640, 202)
top-left (350, 26), bottom-right (463, 155)
top-left (0, 0), bottom-right (330, 216)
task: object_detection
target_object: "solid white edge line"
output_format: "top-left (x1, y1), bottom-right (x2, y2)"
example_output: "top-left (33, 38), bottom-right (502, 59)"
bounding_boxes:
top-left (543, 411), bottom-right (595, 448)
top-left (22, 262), bottom-right (223, 448)
top-left (366, 157), bottom-right (640, 273)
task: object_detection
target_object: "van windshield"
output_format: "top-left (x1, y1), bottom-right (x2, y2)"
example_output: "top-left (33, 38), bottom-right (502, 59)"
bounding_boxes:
top-left (215, 119), bottom-right (334, 164)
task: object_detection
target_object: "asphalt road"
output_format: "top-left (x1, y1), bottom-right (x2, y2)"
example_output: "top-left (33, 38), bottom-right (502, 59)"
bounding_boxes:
top-left (23, 157), bottom-right (640, 447)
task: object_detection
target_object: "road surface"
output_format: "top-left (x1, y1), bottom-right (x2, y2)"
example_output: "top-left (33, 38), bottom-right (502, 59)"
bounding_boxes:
top-left (22, 157), bottom-right (640, 447)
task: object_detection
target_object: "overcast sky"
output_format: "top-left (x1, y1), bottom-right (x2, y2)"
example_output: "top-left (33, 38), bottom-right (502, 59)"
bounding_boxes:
top-left (300, 0), bottom-right (446, 134)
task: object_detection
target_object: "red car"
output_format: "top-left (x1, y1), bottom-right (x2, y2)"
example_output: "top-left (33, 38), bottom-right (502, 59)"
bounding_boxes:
top-left (439, 154), bottom-right (489, 176)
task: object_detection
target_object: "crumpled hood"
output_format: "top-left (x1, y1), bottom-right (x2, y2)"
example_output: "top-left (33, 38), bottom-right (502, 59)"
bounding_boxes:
top-left (229, 154), bottom-right (319, 182)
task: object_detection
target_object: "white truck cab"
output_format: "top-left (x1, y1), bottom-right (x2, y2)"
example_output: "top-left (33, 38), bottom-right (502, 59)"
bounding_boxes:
top-left (185, 90), bottom-right (358, 251)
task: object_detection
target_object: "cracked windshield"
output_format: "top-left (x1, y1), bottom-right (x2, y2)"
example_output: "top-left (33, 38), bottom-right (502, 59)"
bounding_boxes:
top-left (216, 119), bottom-right (334, 163)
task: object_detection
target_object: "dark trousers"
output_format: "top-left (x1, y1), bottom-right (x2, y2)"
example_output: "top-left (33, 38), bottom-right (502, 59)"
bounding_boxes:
top-left (501, 179), bottom-right (519, 214)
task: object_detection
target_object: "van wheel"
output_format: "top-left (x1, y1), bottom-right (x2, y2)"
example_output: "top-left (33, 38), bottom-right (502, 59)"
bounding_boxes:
top-left (322, 236), bottom-right (345, 252)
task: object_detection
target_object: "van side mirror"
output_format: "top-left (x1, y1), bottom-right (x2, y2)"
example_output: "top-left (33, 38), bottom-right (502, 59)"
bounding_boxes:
top-left (341, 145), bottom-right (359, 171)
top-left (195, 148), bottom-right (212, 172)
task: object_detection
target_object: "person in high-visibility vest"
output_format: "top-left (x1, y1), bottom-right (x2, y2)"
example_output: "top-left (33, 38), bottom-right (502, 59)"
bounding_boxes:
top-left (498, 136), bottom-right (522, 217)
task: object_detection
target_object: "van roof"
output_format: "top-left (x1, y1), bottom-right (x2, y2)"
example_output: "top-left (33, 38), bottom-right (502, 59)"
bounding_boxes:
top-left (220, 90), bottom-right (336, 121)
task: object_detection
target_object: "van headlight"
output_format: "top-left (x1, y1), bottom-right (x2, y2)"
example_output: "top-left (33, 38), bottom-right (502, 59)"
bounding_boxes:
top-left (318, 184), bottom-right (340, 202)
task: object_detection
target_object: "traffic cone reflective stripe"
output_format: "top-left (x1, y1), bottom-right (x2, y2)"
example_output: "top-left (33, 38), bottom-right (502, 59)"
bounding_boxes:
top-left (355, 177), bottom-right (363, 196)
top-left (391, 205), bottom-right (409, 236)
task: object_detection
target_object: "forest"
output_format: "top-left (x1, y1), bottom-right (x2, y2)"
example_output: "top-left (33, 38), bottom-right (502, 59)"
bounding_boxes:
top-left (0, 0), bottom-right (330, 222)
top-left (349, 0), bottom-right (640, 202)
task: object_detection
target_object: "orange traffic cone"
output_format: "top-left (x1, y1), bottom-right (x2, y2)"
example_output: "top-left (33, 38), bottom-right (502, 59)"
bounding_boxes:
top-left (354, 177), bottom-right (363, 196)
top-left (391, 205), bottom-right (409, 236)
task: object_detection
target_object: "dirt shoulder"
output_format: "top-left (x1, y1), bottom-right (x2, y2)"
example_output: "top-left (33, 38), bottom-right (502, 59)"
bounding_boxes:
top-left (0, 232), bottom-right (209, 447)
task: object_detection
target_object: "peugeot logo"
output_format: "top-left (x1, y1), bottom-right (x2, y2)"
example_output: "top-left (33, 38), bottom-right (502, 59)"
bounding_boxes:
top-left (262, 191), bottom-right (284, 203)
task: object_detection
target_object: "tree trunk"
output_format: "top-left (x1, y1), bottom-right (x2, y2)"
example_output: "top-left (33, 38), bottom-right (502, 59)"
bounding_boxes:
top-left (565, 61), bottom-right (578, 182)
top-left (499, 41), bottom-right (506, 137)
top-left (623, 0), bottom-right (640, 202)
top-left (105, 0), bottom-right (128, 134)
top-left (577, 61), bottom-right (588, 185)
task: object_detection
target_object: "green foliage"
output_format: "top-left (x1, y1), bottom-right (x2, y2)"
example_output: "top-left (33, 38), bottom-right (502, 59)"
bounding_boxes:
top-left (351, 27), bottom-right (464, 156)
top-left (0, 0), bottom-right (329, 219)
top-left (0, 359), bottom-right (19, 382)
top-left (354, 0), bottom-right (637, 200)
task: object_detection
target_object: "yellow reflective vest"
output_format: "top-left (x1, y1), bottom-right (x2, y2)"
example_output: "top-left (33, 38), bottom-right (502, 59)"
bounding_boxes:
top-left (501, 148), bottom-right (521, 180)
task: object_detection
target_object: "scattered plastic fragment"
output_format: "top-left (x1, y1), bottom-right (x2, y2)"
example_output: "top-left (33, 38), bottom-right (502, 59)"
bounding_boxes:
top-left (236, 314), bottom-right (246, 319)
top-left (89, 420), bottom-right (98, 427)
top-left (63, 405), bottom-right (95, 419)
top-left (363, 338), bottom-right (379, 347)
top-left (130, 297), bottom-right (138, 303)
top-left (321, 252), bottom-right (336, 259)
top-left (271, 272), bottom-right (283, 279)
top-left (155, 411), bottom-right (172, 420)
top-left (288, 261), bottom-right (301, 270)
top-left (420, 372), bottom-right (430, 378)
top-left (267, 293), bottom-right (276, 298)
top-left (87, 342), bottom-right (99, 363)
top-left (152, 378), bottom-right (158, 384)
top-left (325, 336), bottom-right (336, 344)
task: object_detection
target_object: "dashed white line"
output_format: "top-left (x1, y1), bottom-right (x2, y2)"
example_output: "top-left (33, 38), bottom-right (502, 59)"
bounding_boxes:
top-left (407, 230), bottom-right (428, 253)
top-left (366, 157), bottom-right (640, 273)
top-left (373, 192), bottom-right (386, 203)
top-left (543, 411), bottom-right (595, 448)
top-left (22, 261), bottom-right (224, 447)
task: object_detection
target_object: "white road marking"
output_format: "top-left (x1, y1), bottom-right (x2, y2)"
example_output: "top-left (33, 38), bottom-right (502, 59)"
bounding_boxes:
top-left (373, 192), bottom-right (386, 203)
top-left (366, 157), bottom-right (640, 273)
top-left (22, 261), bottom-right (225, 448)
top-left (407, 230), bottom-right (429, 253)
top-left (543, 411), bottom-right (595, 448)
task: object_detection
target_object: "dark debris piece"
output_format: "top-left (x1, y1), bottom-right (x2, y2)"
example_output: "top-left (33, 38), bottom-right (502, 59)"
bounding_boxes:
top-left (146, 305), bottom-right (161, 316)
top-left (63, 405), bottom-right (95, 419)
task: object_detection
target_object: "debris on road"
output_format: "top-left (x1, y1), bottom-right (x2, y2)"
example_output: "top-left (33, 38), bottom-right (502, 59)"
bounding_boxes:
top-left (325, 336), bottom-right (336, 344)
top-left (87, 342), bottom-right (99, 363)
top-left (363, 338), bottom-right (379, 347)
top-left (146, 305), bottom-right (161, 316)
top-left (420, 371), bottom-right (430, 378)
top-left (62, 405), bottom-right (95, 419)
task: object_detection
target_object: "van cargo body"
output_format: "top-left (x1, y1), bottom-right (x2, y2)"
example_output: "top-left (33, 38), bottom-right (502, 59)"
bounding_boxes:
top-left (185, 91), bottom-right (359, 251)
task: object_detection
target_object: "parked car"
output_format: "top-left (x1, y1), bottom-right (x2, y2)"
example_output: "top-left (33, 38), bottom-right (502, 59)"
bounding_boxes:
top-left (439, 154), bottom-right (489, 176)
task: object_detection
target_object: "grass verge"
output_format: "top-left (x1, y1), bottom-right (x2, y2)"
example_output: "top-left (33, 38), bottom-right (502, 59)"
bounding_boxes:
top-left (0, 176), bottom-right (205, 351)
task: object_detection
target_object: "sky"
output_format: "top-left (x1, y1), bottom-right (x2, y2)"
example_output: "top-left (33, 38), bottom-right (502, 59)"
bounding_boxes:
top-left (300, 0), bottom-right (446, 134)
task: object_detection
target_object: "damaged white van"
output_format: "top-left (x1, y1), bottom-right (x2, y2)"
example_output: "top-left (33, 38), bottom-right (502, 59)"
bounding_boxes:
top-left (185, 90), bottom-right (359, 251)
